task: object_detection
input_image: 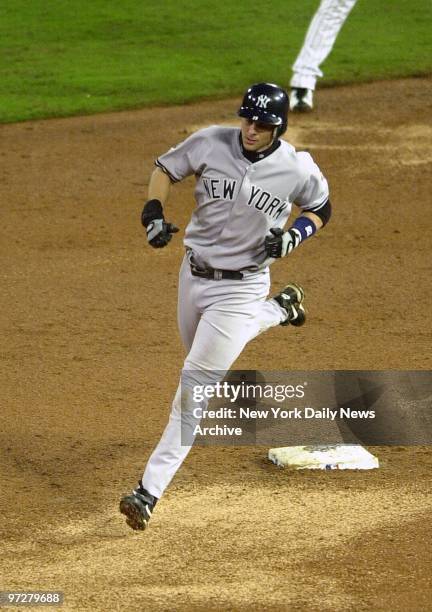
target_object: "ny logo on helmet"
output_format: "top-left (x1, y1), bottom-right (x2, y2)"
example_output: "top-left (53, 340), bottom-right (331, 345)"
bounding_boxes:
top-left (256, 95), bottom-right (271, 109)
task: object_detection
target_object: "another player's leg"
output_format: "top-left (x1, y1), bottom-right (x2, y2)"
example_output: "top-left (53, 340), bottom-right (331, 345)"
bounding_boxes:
top-left (289, 0), bottom-right (358, 112)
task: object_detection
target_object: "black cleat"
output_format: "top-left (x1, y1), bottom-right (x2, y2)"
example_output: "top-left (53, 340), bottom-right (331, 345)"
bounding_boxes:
top-left (274, 282), bottom-right (306, 327)
top-left (120, 484), bottom-right (157, 531)
top-left (290, 88), bottom-right (314, 113)
top-left (289, 304), bottom-right (306, 326)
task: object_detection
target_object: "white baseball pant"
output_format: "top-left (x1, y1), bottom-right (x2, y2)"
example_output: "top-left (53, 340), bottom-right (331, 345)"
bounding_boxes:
top-left (290, 0), bottom-right (358, 91)
top-left (141, 255), bottom-right (286, 498)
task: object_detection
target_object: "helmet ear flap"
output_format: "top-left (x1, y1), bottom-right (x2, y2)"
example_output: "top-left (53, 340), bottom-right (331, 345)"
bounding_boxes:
top-left (277, 119), bottom-right (288, 137)
top-left (272, 122), bottom-right (286, 140)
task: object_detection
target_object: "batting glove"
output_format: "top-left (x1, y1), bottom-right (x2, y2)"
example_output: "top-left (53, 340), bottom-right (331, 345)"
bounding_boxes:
top-left (264, 227), bottom-right (301, 258)
top-left (141, 198), bottom-right (179, 249)
top-left (146, 219), bottom-right (179, 248)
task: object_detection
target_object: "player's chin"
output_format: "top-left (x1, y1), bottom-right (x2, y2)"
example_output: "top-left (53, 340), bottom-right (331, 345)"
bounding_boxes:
top-left (243, 140), bottom-right (259, 151)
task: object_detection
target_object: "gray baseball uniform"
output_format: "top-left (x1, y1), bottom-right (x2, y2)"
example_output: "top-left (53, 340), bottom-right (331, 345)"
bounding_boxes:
top-left (156, 126), bottom-right (328, 270)
top-left (142, 125), bottom-right (329, 498)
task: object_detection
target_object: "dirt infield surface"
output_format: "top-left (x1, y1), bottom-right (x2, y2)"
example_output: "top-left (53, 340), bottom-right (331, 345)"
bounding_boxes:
top-left (1, 78), bottom-right (431, 611)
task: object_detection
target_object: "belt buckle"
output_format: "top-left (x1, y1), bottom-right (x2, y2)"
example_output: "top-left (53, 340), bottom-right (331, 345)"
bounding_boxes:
top-left (213, 269), bottom-right (223, 281)
top-left (190, 262), bottom-right (210, 278)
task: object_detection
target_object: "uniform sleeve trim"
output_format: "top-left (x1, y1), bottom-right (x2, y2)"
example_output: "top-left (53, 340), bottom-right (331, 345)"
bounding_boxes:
top-left (300, 196), bottom-right (329, 212)
top-left (155, 160), bottom-right (179, 183)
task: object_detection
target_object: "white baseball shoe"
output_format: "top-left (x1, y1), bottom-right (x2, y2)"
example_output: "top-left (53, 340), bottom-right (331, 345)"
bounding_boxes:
top-left (290, 88), bottom-right (314, 112)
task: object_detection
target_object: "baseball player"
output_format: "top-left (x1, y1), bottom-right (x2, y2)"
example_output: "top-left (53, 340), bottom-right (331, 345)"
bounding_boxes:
top-left (290, 0), bottom-right (358, 111)
top-left (120, 83), bottom-right (332, 531)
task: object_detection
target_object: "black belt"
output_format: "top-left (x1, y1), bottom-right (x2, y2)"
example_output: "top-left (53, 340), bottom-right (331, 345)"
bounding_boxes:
top-left (190, 263), bottom-right (243, 281)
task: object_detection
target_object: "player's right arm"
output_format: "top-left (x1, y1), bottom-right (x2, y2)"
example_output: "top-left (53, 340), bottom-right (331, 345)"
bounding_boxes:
top-left (141, 128), bottom-right (208, 248)
top-left (141, 127), bottom-right (210, 249)
top-left (141, 168), bottom-right (178, 249)
top-left (148, 167), bottom-right (172, 205)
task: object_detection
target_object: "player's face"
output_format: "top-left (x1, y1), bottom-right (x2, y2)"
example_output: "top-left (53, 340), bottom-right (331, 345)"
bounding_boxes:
top-left (241, 118), bottom-right (275, 152)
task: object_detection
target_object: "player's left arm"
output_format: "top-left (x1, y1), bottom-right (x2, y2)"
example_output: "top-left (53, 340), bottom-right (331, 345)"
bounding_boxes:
top-left (265, 152), bottom-right (331, 258)
top-left (264, 199), bottom-right (331, 257)
top-left (299, 210), bottom-right (324, 231)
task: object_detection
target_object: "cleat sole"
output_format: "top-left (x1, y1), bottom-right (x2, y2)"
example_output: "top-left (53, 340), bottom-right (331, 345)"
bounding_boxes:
top-left (120, 498), bottom-right (147, 531)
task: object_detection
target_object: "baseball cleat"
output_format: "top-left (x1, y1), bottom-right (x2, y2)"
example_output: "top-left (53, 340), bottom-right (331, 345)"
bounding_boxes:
top-left (288, 304), bottom-right (306, 327)
top-left (273, 282), bottom-right (306, 327)
top-left (290, 88), bottom-right (314, 113)
top-left (119, 483), bottom-right (157, 531)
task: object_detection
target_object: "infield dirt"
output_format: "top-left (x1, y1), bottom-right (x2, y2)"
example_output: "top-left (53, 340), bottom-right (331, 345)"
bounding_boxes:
top-left (1, 78), bottom-right (431, 611)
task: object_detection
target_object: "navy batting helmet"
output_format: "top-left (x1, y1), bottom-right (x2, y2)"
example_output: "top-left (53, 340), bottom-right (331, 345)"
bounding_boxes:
top-left (238, 83), bottom-right (289, 137)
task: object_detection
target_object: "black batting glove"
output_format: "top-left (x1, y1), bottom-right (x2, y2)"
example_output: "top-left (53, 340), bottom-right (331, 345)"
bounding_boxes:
top-left (141, 198), bottom-right (179, 249)
top-left (146, 219), bottom-right (179, 248)
top-left (264, 227), bottom-right (301, 258)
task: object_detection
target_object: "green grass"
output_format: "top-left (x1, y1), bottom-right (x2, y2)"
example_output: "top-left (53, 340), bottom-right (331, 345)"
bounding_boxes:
top-left (1, 0), bottom-right (431, 123)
